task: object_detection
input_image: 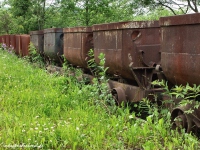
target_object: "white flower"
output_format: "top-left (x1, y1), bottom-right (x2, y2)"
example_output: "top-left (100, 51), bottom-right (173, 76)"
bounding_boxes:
top-left (76, 127), bottom-right (80, 131)
top-left (129, 115), bottom-right (134, 119)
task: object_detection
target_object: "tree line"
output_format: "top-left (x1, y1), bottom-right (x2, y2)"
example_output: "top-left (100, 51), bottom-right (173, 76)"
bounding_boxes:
top-left (0, 0), bottom-right (199, 34)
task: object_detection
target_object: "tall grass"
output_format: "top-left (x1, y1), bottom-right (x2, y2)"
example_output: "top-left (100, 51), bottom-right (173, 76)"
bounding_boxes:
top-left (0, 48), bottom-right (199, 149)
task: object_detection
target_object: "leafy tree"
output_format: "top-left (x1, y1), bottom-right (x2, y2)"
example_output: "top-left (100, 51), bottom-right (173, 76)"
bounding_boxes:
top-left (133, 0), bottom-right (200, 15)
top-left (5, 0), bottom-right (60, 33)
top-left (60, 0), bottom-right (135, 26)
top-left (0, 10), bottom-right (12, 34)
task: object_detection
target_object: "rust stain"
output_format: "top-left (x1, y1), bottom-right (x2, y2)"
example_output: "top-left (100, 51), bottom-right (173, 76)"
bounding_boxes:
top-left (63, 26), bottom-right (93, 69)
top-left (160, 13), bottom-right (200, 85)
top-left (93, 21), bottom-right (160, 82)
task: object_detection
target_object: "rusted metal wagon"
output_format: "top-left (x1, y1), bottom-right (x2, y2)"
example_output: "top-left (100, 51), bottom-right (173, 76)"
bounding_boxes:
top-left (92, 21), bottom-right (161, 103)
top-left (44, 28), bottom-right (63, 63)
top-left (160, 13), bottom-right (200, 133)
top-left (30, 30), bottom-right (44, 53)
top-left (63, 27), bottom-right (93, 69)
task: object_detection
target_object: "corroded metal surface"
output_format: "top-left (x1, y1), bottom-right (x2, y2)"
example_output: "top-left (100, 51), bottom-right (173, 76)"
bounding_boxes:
top-left (30, 30), bottom-right (44, 53)
top-left (171, 102), bottom-right (200, 133)
top-left (15, 35), bottom-right (21, 55)
top-left (81, 73), bottom-right (162, 102)
top-left (92, 21), bottom-right (160, 83)
top-left (21, 35), bottom-right (30, 56)
top-left (63, 27), bottom-right (93, 69)
top-left (93, 21), bottom-right (159, 31)
top-left (108, 80), bottom-right (162, 102)
top-left (0, 35), bottom-right (3, 43)
top-left (160, 13), bottom-right (200, 26)
top-left (160, 13), bottom-right (200, 85)
top-left (10, 35), bottom-right (16, 50)
top-left (44, 28), bottom-right (63, 62)
top-left (2, 35), bottom-right (6, 44)
top-left (5, 35), bottom-right (10, 47)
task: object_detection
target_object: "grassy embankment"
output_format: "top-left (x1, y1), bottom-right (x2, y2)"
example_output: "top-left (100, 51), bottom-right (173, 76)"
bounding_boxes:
top-left (0, 48), bottom-right (199, 149)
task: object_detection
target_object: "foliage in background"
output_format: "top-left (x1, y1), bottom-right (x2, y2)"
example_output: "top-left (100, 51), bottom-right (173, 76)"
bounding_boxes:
top-left (133, 0), bottom-right (200, 15)
top-left (0, 0), bottom-right (191, 34)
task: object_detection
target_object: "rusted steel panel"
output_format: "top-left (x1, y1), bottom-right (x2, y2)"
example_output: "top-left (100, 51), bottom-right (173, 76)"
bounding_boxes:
top-left (0, 35), bottom-right (3, 44)
top-left (15, 35), bottom-right (21, 55)
top-left (93, 21), bottom-right (160, 81)
top-left (93, 21), bottom-right (159, 31)
top-left (1, 35), bottom-right (6, 44)
top-left (30, 30), bottom-right (44, 53)
top-left (63, 27), bottom-right (93, 69)
top-left (5, 35), bottom-right (10, 47)
top-left (44, 28), bottom-right (63, 62)
top-left (160, 13), bottom-right (200, 26)
top-left (21, 35), bottom-right (30, 56)
top-left (10, 35), bottom-right (16, 50)
top-left (160, 14), bottom-right (200, 85)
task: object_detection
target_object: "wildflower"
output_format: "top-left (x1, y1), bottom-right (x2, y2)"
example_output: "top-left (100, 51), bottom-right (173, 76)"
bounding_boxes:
top-left (2, 43), bottom-right (6, 50)
top-left (80, 134), bottom-right (85, 137)
top-left (129, 115), bottom-right (134, 119)
top-left (22, 129), bottom-right (26, 132)
top-left (35, 127), bottom-right (38, 130)
top-left (76, 127), bottom-right (80, 131)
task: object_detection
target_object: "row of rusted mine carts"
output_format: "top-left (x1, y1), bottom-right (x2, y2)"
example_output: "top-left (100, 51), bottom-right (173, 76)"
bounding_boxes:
top-left (1, 13), bottom-right (200, 133)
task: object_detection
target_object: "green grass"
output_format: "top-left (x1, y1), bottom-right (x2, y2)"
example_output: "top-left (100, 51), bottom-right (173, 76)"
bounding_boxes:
top-left (0, 49), bottom-right (199, 150)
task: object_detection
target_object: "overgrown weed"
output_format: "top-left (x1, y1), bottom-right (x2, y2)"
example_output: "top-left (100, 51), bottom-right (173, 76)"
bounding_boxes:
top-left (0, 47), bottom-right (200, 149)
